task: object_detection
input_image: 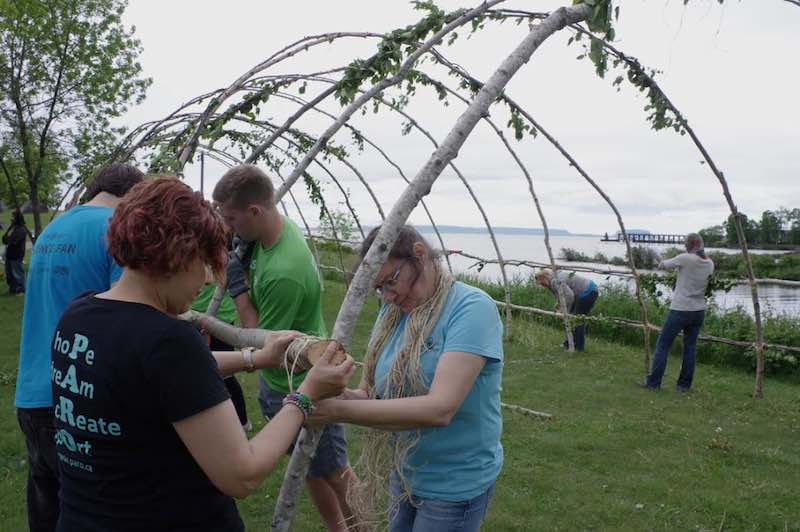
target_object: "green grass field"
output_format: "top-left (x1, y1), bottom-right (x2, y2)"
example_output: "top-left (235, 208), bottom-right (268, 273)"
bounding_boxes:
top-left (1, 280), bottom-right (798, 531)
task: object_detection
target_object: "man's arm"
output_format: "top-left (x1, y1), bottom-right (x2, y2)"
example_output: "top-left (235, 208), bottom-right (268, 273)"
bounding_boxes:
top-left (234, 292), bottom-right (259, 329)
top-left (658, 254), bottom-right (687, 271)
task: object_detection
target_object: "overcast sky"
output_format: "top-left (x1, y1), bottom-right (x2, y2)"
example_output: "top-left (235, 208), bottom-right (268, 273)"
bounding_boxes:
top-left (119, 0), bottom-right (798, 235)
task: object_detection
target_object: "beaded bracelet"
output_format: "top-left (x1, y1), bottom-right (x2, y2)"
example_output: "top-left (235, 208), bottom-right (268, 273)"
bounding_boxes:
top-left (282, 392), bottom-right (313, 420)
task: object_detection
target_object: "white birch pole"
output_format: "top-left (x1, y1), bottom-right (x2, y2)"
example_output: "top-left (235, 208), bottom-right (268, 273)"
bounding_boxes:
top-left (270, 4), bottom-right (591, 530)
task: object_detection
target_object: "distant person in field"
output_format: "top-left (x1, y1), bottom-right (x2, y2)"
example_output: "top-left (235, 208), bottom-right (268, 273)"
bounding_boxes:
top-left (643, 233), bottom-right (714, 392)
top-left (15, 163), bottom-right (143, 531)
top-left (535, 269), bottom-right (599, 351)
top-left (3, 210), bottom-right (29, 294)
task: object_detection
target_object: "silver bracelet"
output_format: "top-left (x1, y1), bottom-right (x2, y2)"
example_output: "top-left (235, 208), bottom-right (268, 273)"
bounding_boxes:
top-left (241, 347), bottom-right (255, 373)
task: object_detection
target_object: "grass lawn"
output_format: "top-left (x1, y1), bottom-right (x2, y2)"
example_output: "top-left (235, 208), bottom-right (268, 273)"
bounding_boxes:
top-left (1, 279), bottom-right (798, 531)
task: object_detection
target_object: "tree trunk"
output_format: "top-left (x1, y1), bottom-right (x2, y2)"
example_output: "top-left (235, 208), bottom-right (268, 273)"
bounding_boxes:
top-left (269, 4), bottom-right (591, 531)
top-left (30, 178), bottom-right (42, 241)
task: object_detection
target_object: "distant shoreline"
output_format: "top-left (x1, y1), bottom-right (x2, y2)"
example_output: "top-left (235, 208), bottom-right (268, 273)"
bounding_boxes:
top-left (412, 225), bottom-right (596, 237)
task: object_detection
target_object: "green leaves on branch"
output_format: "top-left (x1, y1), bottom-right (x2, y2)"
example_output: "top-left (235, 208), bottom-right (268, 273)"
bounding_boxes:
top-left (639, 271), bottom-right (736, 306)
top-left (589, 37), bottom-right (607, 78)
top-left (202, 82), bottom-right (282, 148)
top-left (507, 108), bottom-right (537, 141)
top-left (566, 4), bottom-right (688, 135)
top-left (334, 1), bottom-right (467, 105)
top-left (573, 0), bottom-right (614, 37)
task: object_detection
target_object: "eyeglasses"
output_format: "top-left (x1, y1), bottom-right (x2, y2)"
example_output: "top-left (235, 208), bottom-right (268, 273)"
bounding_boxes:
top-left (374, 261), bottom-right (405, 297)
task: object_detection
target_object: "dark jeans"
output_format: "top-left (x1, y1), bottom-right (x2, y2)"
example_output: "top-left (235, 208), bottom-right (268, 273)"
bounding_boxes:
top-left (209, 336), bottom-right (248, 425)
top-left (17, 407), bottom-right (60, 532)
top-left (563, 289), bottom-right (599, 351)
top-left (5, 258), bottom-right (25, 293)
top-left (646, 309), bottom-right (706, 389)
top-left (224, 376), bottom-right (248, 426)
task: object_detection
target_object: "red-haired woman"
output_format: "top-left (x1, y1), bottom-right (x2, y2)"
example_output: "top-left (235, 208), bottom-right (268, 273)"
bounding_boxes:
top-left (50, 177), bottom-right (354, 531)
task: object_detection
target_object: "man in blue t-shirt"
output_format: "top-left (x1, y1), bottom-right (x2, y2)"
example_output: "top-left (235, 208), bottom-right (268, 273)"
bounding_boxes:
top-left (15, 164), bottom-right (143, 531)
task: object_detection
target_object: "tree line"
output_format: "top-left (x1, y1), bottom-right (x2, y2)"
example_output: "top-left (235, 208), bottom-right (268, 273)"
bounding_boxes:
top-left (699, 208), bottom-right (800, 248)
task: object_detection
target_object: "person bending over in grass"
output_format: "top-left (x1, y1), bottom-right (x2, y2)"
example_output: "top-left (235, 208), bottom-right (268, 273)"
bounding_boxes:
top-left (535, 269), bottom-right (599, 352)
top-left (51, 177), bottom-right (354, 531)
top-left (309, 225), bottom-right (504, 532)
top-left (643, 232), bottom-right (714, 392)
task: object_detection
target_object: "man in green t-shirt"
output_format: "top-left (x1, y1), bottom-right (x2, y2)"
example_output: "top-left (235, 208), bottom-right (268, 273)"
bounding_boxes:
top-left (213, 165), bottom-right (355, 532)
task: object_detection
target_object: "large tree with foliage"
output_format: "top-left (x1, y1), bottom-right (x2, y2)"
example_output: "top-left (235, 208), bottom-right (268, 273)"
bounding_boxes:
top-left (758, 210), bottom-right (782, 245)
top-left (725, 212), bottom-right (757, 246)
top-left (776, 207), bottom-right (800, 245)
top-left (0, 0), bottom-right (149, 237)
top-left (698, 224), bottom-right (725, 246)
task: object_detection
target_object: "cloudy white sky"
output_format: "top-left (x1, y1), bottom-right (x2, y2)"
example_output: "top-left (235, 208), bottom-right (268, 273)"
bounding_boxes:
top-left (119, 0), bottom-right (798, 235)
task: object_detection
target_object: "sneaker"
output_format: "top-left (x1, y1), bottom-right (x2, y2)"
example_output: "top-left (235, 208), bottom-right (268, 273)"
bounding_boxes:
top-left (676, 385), bottom-right (690, 393)
top-left (637, 382), bottom-right (659, 391)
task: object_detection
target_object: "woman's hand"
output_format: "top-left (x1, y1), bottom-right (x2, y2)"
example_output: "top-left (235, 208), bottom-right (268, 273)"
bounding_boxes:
top-left (297, 341), bottom-right (355, 401)
top-left (306, 398), bottom-right (341, 427)
top-left (339, 388), bottom-right (368, 400)
top-left (253, 331), bottom-right (303, 369)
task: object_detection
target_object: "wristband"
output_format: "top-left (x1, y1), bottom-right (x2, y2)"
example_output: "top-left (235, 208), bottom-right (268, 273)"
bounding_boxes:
top-left (282, 392), bottom-right (313, 420)
top-left (241, 347), bottom-right (255, 373)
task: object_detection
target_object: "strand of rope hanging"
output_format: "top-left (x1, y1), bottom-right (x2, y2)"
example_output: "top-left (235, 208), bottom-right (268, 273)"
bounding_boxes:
top-left (305, 234), bottom-right (800, 355)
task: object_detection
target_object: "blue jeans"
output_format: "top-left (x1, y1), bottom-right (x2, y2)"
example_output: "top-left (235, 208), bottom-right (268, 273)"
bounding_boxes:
top-left (562, 289), bottom-right (599, 351)
top-left (389, 479), bottom-right (494, 532)
top-left (646, 309), bottom-right (705, 389)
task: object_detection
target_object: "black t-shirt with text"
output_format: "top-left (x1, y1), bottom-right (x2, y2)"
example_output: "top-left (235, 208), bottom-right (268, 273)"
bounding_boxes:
top-left (51, 294), bottom-right (243, 531)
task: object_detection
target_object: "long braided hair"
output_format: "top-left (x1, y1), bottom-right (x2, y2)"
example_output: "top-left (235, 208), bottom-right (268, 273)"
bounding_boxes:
top-left (348, 225), bottom-right (454, 530)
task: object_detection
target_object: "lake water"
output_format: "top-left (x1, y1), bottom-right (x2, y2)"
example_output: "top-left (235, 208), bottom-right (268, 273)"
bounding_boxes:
top-left (422, 232), bottom-right (800, 317)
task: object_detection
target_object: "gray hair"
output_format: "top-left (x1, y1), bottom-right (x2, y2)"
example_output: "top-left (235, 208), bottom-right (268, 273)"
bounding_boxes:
top-left (685, 233), bottom-right (704, 253)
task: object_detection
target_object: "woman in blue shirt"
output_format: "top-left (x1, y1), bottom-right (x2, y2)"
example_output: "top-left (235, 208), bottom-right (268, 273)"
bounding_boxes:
top-left (310, 225), bottom-right (504, 532)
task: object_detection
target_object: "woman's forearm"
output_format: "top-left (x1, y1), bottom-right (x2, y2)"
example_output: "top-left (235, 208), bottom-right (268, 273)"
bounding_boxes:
top-left (235, 406), bottom-right (305, 495)
top-left (326, 395), bottom-right (453, 430)
top-left (212, 350), bottom-right (251, 378)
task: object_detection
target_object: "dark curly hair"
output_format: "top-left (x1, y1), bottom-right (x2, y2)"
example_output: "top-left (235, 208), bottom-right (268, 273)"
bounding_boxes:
top-left (107, 177), bottom-right (228, 278)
